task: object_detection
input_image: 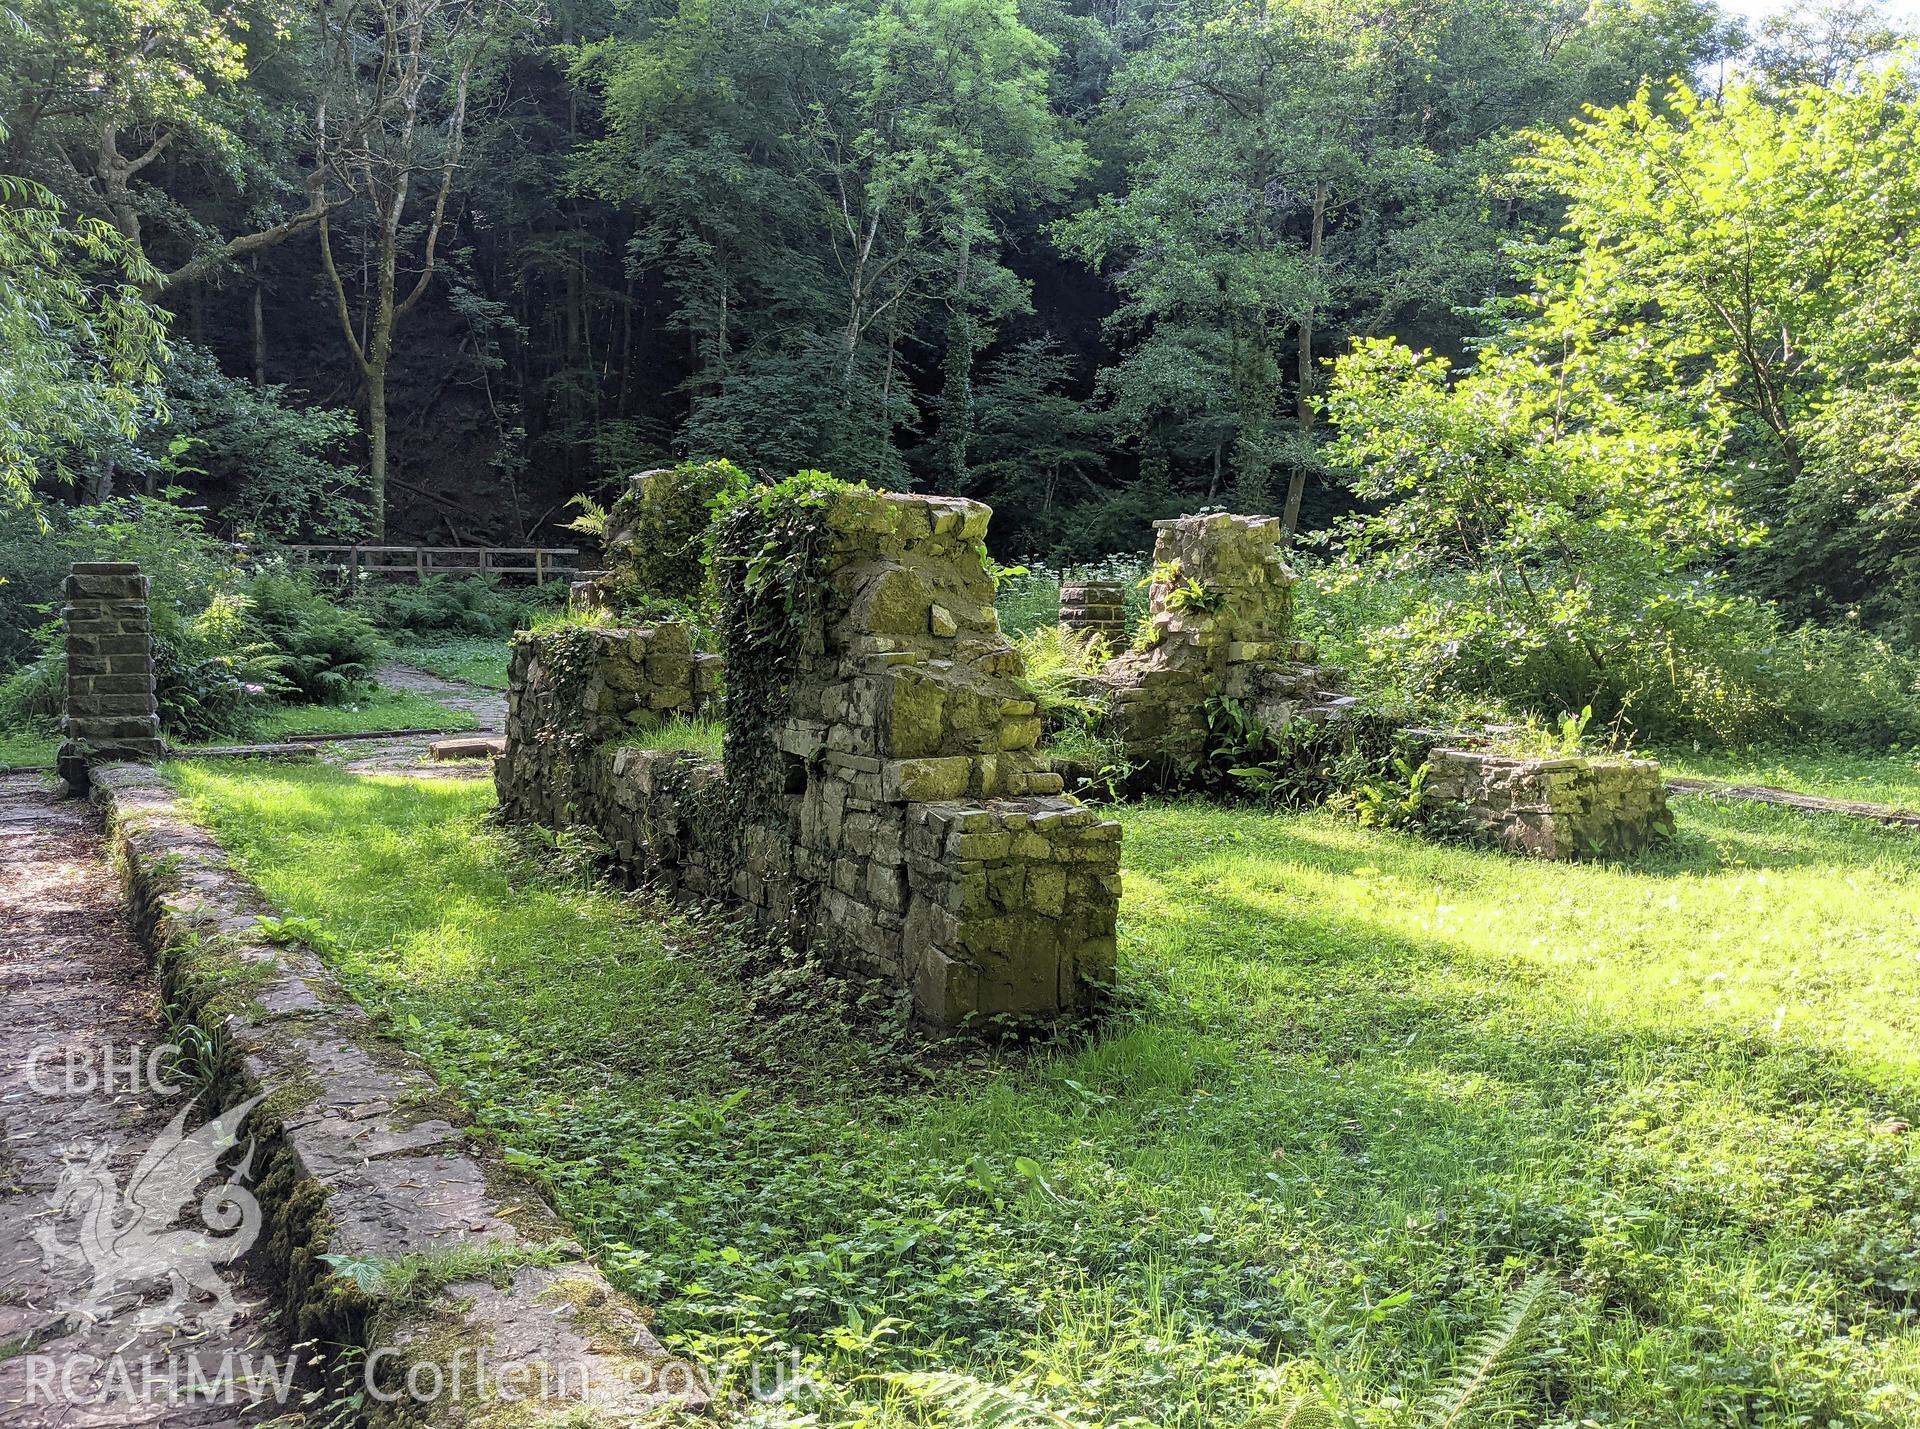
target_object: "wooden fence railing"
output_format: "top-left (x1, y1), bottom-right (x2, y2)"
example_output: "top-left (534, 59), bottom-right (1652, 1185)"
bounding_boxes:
top-left (288, 545), bottom-right (582, 582)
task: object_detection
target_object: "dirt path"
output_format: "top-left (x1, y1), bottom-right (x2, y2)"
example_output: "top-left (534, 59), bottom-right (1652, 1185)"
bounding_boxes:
top-left (327, 663), bottom-right (506, 778)
top-left (0, 774), bottom-right (295, 1426)
top-left (372, 662), bottom-right (505, 731)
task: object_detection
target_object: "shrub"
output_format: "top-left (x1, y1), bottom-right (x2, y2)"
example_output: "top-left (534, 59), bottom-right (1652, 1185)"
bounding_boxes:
top-left (242, 567), bottom-right (384, 703)
top-left (3, 494), bottom-right (416, 739)
top-left (1768, 622), bottom-right (1920, 747)
top-left (351, 573), bottom-right (564, 637)
top-left (146, 343), bottom-right (366, 541)
top-left (152, 591), bottom-right (281, 741)
top-left (53, 496), bottom-right (272, 739)
top-left (1294, 555), bottom-right (1920, 749)
top-left (0, 656), bottom-right (62, 733)
top-left (1013, 625), bottom-right (1108, 730)
top-left (0, 504), bottom-right (72, 674)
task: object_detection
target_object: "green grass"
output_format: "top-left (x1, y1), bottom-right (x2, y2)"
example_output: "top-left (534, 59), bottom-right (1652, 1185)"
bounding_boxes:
top-left (0, 729), bottom-right (57, 767)
top-left (1657, 745), bottom-right (1920, 812)
top-left (235, 687), bottom-right (480, 740)
top-left (390, 635), bottom-right (512, 690)
top-left (622, 714), bottom-right (723, 757)
top-left (0, 687), bottom-right (475, 763)
top-left (167, 761), bottom-right (1920, 1428)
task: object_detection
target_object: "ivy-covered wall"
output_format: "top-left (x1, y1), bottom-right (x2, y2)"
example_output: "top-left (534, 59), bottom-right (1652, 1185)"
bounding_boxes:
top-left (498, 488), bottom-right (1121, 1029)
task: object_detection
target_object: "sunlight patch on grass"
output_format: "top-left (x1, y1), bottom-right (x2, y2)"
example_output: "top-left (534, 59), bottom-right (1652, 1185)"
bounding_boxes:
top-left (238, 687), bottom-right (479, 739)
top-left (389, 635), bottom-right (512, 690)
top-left (1657, 745), bottom-right (1920, 811)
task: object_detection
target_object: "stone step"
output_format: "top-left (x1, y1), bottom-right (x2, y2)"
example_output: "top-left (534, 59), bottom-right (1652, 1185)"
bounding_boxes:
top-left (431, 735), bottom-right (507, 761)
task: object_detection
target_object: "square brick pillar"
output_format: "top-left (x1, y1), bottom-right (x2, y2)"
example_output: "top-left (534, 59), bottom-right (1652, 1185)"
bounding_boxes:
top-left (59, 561), bottom-right (165, 793)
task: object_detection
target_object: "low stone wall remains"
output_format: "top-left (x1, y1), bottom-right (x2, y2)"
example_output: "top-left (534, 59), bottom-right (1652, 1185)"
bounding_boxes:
top-left (95, 764), bottom-right (703, 1424)
top-left (1083, 514), bottom-right (1352, 771)
top-left (497, 490), bottom-right (1122, 1029)
top-left (1424, 748), bottom-right (1675, 858)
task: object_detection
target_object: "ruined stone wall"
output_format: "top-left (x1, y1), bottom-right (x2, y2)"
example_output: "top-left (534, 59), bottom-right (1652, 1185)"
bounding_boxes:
top-left (60, 560), bottom-right (165, 792)
top-left (1424, 749), bottom-right (1675, 858)
top-left (1058, 581), bottom-right (1128, 648)
top-left (1088, 515), bottom-right (1350, 770)
top-left (495, 623), bottom-right (718, 827)
top-left (497, 490), bottom-right (1121, 1029)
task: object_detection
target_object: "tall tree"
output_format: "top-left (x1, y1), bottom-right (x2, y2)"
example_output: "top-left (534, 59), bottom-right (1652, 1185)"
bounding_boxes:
top-left (1060, 0), bottom-right (1730, 537)
top-left (0, 0), bottom-right (346, 295)
top-left (313, 0), bottom-right (527, 534)
top-left (0, 164), bottom-right (167, 502)
top-left (579, 0), bottom-right (1080, 481)
top-left (1521, 70), bottom-right (1920, 626)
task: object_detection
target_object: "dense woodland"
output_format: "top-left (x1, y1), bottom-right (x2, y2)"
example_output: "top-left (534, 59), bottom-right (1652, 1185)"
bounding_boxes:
top-left (7, 0), bottom-right (1920, 747)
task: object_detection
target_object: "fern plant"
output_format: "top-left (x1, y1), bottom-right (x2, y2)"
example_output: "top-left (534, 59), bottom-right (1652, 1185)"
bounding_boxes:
top-left (869, 1274), bottom-right (1558, 1429)
top-left (1421, 1272), bottom-right (1558, 1429)
top-left (561, 492), bottom-right (611, 541)
top-left (878, 1370), bottom-right (1089, 1427)
top-left (1014, 624), bottom-right (1108, 728)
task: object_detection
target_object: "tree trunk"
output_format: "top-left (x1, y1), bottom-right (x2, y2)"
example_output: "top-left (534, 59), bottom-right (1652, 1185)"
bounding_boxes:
top-left (1280, 180), bottom-right (1328, 543)
top-left (367, 363), bottom-right (389, 538)
top-left (251, 258), bottom-right (267, 387)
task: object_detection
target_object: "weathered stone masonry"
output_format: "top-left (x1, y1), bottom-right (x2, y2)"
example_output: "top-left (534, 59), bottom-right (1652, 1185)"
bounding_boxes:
top-left (498, 491), bottom-right (1122, 1029)
top-left (60, 560), bottom-right (165, 792)
top-left (1087, 513), bottom-right (1352, 771)
top-left (1058, 580), bottom-right (1128, 648)
top-left (1072, 515), bottom-right (1674, 860)
top-left (1424, 748), bottom-right (1674, 858)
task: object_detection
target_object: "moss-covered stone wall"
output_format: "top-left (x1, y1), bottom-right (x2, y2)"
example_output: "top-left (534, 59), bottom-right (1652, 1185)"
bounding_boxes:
top-left (1087, 514), bottom-right (1352, 772)
top-left (498, 490), bottom-right (1121, 1029)
top-left (1424, 749), bottom-right (1676, 857)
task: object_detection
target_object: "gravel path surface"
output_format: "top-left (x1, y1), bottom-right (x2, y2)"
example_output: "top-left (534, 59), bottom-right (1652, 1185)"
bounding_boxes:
top-left (329, 664), bottom-right (506, 778)
top-left (0, 774), bottom-right (295, 1425)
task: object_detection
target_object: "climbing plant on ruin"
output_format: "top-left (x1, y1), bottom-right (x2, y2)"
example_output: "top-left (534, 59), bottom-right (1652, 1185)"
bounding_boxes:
top-left (714, 470), bottom-right (861, 818)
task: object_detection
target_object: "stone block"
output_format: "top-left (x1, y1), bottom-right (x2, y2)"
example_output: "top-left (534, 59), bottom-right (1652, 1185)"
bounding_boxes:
top-left (1425, 747), bottom-right (1673, 859)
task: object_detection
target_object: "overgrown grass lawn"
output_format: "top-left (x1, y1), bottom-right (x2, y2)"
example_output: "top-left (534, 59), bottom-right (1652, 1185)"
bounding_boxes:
top-left (169, 761), bottom-right (1920, 1427)
top-left (1658, 746), bottom-right (1920, 812)
top-left (0, 729), bottom-right (57, 767)
top-left (389, 635), bottom-right (512, 689)
top-left (235, 686), bottom-right (480, 739)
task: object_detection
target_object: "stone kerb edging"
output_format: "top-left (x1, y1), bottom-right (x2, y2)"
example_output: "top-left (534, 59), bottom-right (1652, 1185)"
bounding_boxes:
top-left (91, 763), bottom-right (707, 1424)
